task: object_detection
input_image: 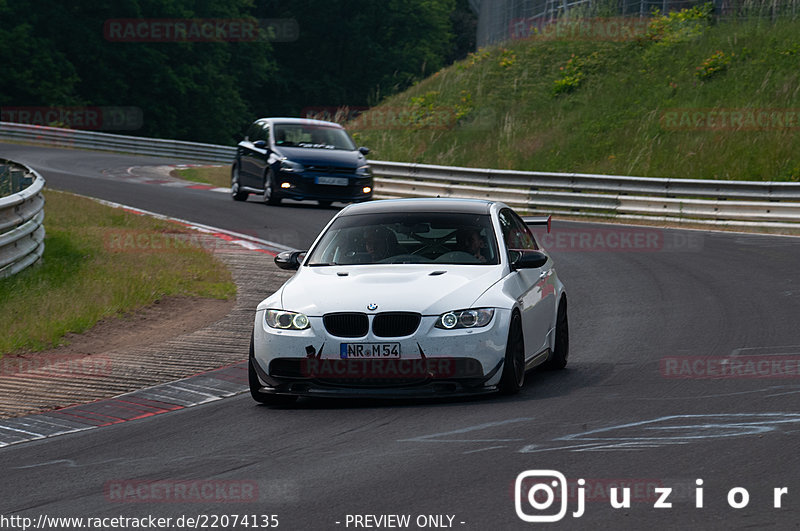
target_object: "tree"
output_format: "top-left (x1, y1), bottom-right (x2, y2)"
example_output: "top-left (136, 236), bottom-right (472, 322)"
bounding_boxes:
top-left (254, 0), bottom-right (456, 114)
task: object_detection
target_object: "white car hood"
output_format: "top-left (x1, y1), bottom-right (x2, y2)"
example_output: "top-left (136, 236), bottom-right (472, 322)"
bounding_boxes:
top-left (279, 264), bottom-right (504, 316)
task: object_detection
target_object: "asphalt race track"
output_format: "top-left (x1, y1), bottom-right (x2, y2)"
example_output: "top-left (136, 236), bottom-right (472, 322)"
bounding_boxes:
top-left (2, 142), bottom-right (799, 530)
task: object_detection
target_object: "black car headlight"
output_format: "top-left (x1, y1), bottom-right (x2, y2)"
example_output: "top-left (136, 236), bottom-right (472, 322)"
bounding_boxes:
top-left (280, 159), bottom-right (304, 173)
top-left (435, 308), bottom-right (494, 329)
top-left (265, 309), bottom-right (310, 330)
top-left (356, 164), bottom-right (372, 177)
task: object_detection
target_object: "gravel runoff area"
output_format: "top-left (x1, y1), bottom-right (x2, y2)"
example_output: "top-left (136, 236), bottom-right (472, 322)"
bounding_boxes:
top-left (0, 232), bottom-right (293, 419)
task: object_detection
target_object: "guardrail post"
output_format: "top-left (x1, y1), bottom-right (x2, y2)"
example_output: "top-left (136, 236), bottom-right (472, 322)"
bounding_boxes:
top-left (0, 164), bottom-right (8, 197)
top-left (10, 169), bottom-right (22, 193)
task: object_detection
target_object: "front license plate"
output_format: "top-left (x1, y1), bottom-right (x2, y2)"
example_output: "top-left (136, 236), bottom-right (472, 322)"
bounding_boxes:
top-left (316, 176), bottom-right (348, 186)
top-left (340, 343), bottom-right (401, 359)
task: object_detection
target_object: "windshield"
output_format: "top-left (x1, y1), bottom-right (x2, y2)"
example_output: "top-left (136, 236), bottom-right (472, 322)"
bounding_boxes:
top-left (306, 212), bottom-right (499, 266)
top-left (273, 123), bottom-right (356, 151)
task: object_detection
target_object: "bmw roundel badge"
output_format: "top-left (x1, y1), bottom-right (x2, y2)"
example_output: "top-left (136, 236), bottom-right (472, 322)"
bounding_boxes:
top-left (367, 303), bottom-right (378, 311)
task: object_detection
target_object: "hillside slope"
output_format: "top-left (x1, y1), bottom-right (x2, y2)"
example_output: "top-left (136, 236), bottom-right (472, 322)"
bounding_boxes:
top-left (350, 8), bottom-right (800, 181)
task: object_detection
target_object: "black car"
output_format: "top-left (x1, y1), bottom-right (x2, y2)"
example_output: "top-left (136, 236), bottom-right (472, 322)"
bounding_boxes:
top-left (231, 118), bottom-right (373, 207)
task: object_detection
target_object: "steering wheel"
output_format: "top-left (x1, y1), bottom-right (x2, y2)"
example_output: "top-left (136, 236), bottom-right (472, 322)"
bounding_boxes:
top-left (409, 230), bottom-right (456, 255)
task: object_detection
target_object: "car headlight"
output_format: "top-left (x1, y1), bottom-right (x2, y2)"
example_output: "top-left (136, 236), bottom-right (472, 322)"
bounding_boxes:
top-left (356, 164), bottom-right (372, 177)
top-left (435, 308), bottom-right (494, 329)
top-left (280, 159), bottom-right (304, 173)
top-left (265, 309), bottom-right (310, 330)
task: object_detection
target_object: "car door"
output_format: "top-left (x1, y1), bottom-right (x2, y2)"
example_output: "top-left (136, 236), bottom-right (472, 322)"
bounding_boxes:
top-left (239, 121), bottom-right (268, 188)
top-left (498, 208), bottom-right (555, 358)
top-left (238, 122), bottom-right (258, 187)
top-left (251, 122), bottom-right (270, 186)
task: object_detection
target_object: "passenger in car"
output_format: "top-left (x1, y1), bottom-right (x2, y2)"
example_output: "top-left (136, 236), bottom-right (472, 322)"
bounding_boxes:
top-left (456, 228), bottom-right (488, 263)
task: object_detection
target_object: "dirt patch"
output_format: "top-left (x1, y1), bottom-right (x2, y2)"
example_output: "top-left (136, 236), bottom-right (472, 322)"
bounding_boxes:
top-left (3, 296), bottom-right (234, 364)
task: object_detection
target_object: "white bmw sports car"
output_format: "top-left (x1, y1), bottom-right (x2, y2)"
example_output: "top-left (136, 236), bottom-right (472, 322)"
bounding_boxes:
top-left (249, 198), bottom-right (568, 404)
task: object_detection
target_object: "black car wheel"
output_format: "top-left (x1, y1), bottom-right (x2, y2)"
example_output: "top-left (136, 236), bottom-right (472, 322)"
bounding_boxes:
top-left (544, 298), bottom-right (569, 370)
top-left (249, 333), bottom-right (297, 406)
top-left (231, 162), bottom-right (249, 201)
top-left (263, 169), bottom-right (281, 205)
top-left (499, 311), bottom-right (525, 395)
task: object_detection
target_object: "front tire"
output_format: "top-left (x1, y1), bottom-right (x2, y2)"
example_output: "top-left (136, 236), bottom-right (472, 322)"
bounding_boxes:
top-left (231, 162), bottom-right (249, 201)
top-left (544, 299), bottom-right (569, 370)
top-left (499, 311), bottom-right (525, 395)
top-left (249, 333), bottom-right (297, 405)
top-left (263, 169), bottom-right (282, 206)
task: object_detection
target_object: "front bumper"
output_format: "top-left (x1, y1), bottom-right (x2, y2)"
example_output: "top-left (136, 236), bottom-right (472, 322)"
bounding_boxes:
top-left (275, 170), bottom-right (373, 203)
top-left (251, 309), bottom-right (511, 397)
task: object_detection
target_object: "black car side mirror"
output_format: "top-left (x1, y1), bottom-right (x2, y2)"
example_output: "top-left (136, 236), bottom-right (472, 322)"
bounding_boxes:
top-left (253, 140), bottom-right (268, 149)
top-left (509, 250), bottom-right (548, 270)
top-left (358, 146), bottom-right (370, 156)
top-left (275, 250), bottom-right (306, 270)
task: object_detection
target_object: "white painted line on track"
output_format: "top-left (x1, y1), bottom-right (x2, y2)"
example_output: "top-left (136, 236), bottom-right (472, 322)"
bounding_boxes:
top-left (399, 417), bottom-right (533, 443)
top-left (462, 445), bottom-right (508, 454)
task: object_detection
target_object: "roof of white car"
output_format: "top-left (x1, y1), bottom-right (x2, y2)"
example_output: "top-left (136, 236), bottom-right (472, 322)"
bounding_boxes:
top-left (340, 198), bottom-right (495, 215)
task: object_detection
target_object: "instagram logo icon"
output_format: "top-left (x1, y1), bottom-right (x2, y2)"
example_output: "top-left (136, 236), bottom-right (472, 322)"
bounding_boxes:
top-left (515, 470), bottom-right (584, 522)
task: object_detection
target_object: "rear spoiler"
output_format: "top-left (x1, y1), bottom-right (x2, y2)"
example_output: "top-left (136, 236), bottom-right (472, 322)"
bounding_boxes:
top-left (523, 215), bottom-right (552, 233)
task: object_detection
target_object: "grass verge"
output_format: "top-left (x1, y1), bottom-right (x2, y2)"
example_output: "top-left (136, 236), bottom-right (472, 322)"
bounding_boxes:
top-left (351, 11), bottom-right (800, 181)
top-left (171, 166), bottom-right (230, 188)
top-left (0, 190), bottom-right (236, 356)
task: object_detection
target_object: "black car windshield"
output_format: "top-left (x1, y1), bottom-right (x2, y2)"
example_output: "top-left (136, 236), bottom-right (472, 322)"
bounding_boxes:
top-left (273, 124), bottom-right (356, 151)
top-left (306, 212), bottom-right (499, 266)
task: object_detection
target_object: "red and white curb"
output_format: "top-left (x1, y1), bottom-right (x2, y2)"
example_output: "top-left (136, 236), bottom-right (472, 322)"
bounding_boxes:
top-left (0, 196), bottom-right (294, 448)
top-left (92, 196), bottom-right (294, 255)
top-left (0, 362), bottom-right (249, 448)
top-left (101, 164), bottom-right (231, 193)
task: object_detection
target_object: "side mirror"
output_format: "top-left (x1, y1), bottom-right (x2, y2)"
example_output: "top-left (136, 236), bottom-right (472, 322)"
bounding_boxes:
top-left (358, 146), bottom-right (370, 156)
top-left (275, 250), bottom-right (306, 270)
top-left (253, 140), bottom-right (268, 149)
top-left (509, 249), bottom-right (548, 270)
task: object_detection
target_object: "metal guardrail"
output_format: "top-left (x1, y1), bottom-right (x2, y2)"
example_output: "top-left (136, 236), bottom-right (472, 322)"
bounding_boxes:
top-left (0, 122), bottom-right (235, 163)
top-left (2, 121), bottom-right (800, 228)
top-left (0, 160), bottom-right (46, 278)
top-left (370, 161), bottom-right (800, 228)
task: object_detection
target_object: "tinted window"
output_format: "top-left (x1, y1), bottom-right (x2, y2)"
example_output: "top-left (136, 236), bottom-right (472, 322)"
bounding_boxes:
top-left (250, 122), bottom-right (267, 142)
top-left (273, 124), bottom-right (355, 151)
top-left (306, 212), bottom-right (499, 265)
top-left (245, 123), bottom-right (259, 141)
top-left (498, 209), bottom-right (538, 250)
